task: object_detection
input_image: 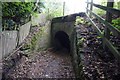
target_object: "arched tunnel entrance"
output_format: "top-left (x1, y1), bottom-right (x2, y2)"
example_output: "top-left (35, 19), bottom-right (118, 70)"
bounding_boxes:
top-left (54, 31), bottom-right (70, 52)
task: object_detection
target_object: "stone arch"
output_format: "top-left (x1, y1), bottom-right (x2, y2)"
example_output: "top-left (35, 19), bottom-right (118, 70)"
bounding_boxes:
top-left (53, 31), bottom-right (70, 52)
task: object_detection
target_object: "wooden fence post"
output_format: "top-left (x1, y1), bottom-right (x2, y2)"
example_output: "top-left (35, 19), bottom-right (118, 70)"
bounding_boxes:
top-left (90, 0), bottom-right (93, 17)
top-left (104, 0), bottom-right (114, 50)
top-left (86, 0), bottom-right (89, 14)
top-left (0, 1), bottom-right (1, 29)
top-left (63, 2), bottom-right (65, 16)
top-left (105, 0), bottom-right (114, 38)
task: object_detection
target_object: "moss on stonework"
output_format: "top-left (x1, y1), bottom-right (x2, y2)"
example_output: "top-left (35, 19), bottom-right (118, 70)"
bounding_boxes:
top-left (30, 21), bottom-right (51, 52)
top-left (30, 28), bottom-right (42, 51)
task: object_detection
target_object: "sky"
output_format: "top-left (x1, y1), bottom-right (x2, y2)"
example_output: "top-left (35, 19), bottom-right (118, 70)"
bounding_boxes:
top-left (61, 0), bottom-right (120, 15)
top-left (61, 0), bottom-right (102, 15)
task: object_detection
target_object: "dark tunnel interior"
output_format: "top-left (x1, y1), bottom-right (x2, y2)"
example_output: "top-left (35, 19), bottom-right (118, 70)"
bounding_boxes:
top-left (54, 31), bottom-right (70, 52)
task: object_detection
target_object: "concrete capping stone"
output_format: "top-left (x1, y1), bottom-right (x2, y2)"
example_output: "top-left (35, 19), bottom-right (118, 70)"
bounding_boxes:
top-left (52, 12), bottom-right (86, 23)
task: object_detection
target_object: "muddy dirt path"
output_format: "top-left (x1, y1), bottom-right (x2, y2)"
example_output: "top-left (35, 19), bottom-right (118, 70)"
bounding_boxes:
top-left (5, 48), bottom-right (75, 79)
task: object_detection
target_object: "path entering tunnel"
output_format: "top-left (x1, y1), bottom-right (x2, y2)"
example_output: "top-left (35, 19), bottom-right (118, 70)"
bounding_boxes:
top-left (54, 31), bottom-right (70, 52)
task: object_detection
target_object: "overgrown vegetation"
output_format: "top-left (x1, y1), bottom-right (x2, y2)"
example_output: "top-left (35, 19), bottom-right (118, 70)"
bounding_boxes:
top-left (112, 18), bottom-right (120, 30)
top-left (30, 27), bottom-right (48, 51)
top-left (77, 38), bottom-right (85, 48)
top-left (2, 1), bottom-right (44, 30)
top-left (43, 0), bottom-right (63, 19)
top-left (2, 0), bottom-right (64, 30)
top-left (76, 16), bottom-right (86, 25)
top-left (30, 29), bottom-right (42, 51)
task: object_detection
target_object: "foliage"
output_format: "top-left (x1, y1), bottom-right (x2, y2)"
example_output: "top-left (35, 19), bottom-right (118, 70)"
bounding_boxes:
top-left (93, 0), bottom-right (120, 16)
top-left (87, 22), bottom-right (91, 25)
top-left (76, 18), bottom-right (84, 24)
top-left (20, 44), bottom-right (31, 51)
top-left (96, 30), bottom-right (104, 39)
top-left (92, 0), bottom-right (106, 16)
top-left (114, 0), bottom-right (120, 9)
top-left (96, 36), bottom-right (101, 39)
top-left (76, 16), bottom-right (85, 25)
top-left (30, 26), bottom-right (46, 51)
top-left (30, 29), bottom-right (41, 51)
top-left (77, 38), bottom-right (85, 47)
top-left (43, 0), bottom-right (63, 19)
top-left (2, 2), bottom-right (44, 30)
top-left (112, 18), bottom-right (120, 30)
top-left (34, 2), bottom-right (45, 13)
top-left (96, 9), bottom-right (106, 16)
top-left (101, 30), bottom-right (104, 34)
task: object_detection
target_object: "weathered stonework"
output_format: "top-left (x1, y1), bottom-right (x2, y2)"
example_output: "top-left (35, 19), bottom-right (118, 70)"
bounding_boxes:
top-left (50, 13), bottom-right (85, 78)
top-left (51, 21), bottom-right (75, 47)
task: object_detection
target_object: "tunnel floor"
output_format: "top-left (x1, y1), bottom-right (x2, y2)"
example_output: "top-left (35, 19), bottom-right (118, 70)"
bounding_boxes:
top-left (5, 48), bottom-right (75, 79)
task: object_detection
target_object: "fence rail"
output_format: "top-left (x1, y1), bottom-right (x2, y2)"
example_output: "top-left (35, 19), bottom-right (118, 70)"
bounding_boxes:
top-left (87, 2), bottom-right (120, 15)
top-left (86, 8), bottom-right (120, 38)
top-left (86, 0), bottom-right (120, 60)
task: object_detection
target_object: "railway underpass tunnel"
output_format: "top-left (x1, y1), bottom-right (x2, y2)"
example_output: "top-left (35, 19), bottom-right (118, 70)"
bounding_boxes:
top-left (54, 31), bottom-right (71, 53)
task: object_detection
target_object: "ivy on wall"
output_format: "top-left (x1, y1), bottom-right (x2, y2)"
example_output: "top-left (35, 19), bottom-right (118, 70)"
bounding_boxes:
top-left (2, 2), bottom-right (44, 30)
